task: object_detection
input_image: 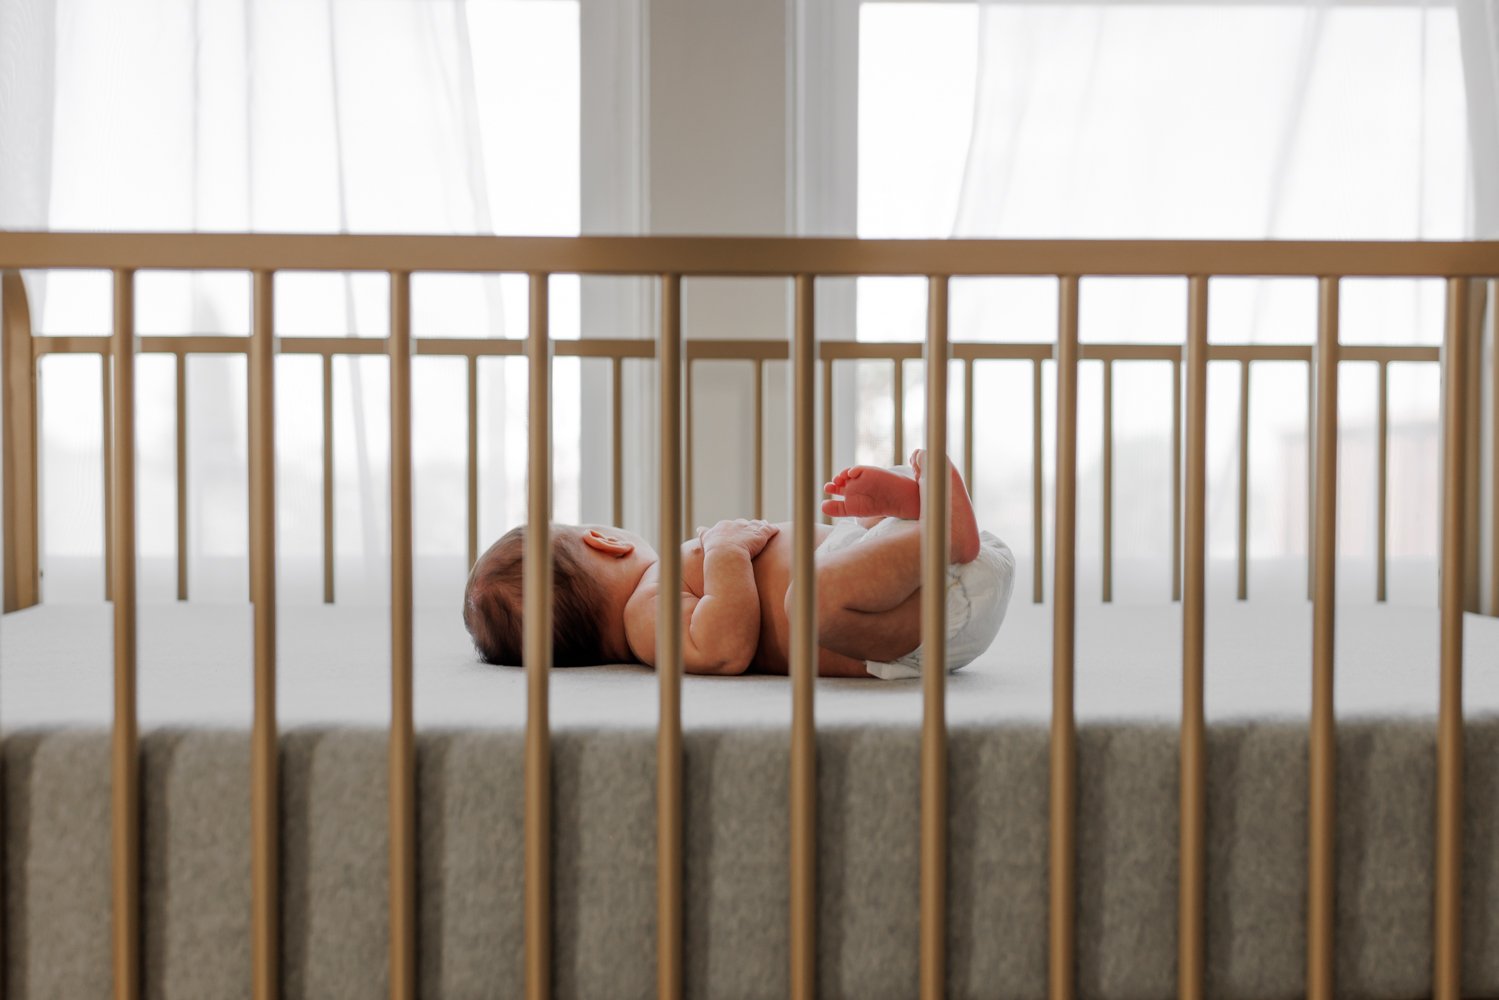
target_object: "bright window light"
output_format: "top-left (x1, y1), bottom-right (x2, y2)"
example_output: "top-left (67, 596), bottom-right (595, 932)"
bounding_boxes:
top-left (36, 2), bottom-right (581, 605)
top-left (856, 2), bottom-right (1467, 603)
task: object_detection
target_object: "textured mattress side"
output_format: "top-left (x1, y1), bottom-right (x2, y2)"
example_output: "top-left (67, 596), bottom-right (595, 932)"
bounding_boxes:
top-left (5, 720), bottom-right (1499, 1000)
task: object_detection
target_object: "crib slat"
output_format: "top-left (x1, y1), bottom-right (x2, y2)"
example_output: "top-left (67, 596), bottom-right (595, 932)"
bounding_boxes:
top-left (789, 274), bottom-right (817, 1000)
top-left (1307, 361), bottom-right (1315, 601)
top-left (1032, 358), bottom-right (1044, 604)
top-left (525, 273), bottom-right (554, 1000)
top-left (684, 358), bottom-right (694, 539)
top-left (1171, 355), bottom-right (1183, 602)
top-left (1465, 295), bottom-right (1482, 614)
top-left (323, 354), bottom-right (335, 604)
top-left (1434, 277), bottom-right (1470, 1000)
top-left (1238, 361), bottom-right (1251, 601)
top-left (1308, 276), bottom-right (1339, 1000)
top-left (1050, 274), bottom-right (1080, 1000)
top-left (753, 358), bottom-right (765, 521)
top-left (175, 353), bottom-right (188, 601)
top-left (389, 271), bottom-right (417, 1000)
top-left (469, 354), bottom-right (481, 570)
top-left (893, 357), bottom-right (905, 466)
top-left (920, 276), bottom-right (951, 1000)
top-left (103, 356), bottom-right (113, 601)
top-left (110, 268), bottom-right (140, 1000)
top-left (249, 269), bottom-right (279, 1000)
top-left (657, 273), bottom-right (684, 1000)
top-left (1179, 276), bottom-right (1209, 1000)
top-left (963, 358), bottom-right (975, 502)
top-left (1492, 279), bottom-right (1499, 619)
top-left (822, 355), bottom-right (834, 524)
top-left (1102, 359), bottom-right (1113, 603)
top-left (1376, 361), bottom-right (1388, 602)
top-left (613, 356), bottom-right (625, 527)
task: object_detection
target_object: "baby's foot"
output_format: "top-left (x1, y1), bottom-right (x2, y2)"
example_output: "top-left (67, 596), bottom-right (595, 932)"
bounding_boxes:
top-left (910, 449), bottom-right (982, 564)
top-left (822, 465), bottom-right (921, 520)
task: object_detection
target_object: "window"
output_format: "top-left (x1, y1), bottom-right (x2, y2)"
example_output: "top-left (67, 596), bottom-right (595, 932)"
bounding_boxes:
top-left (852, 2), bottom-right (1469, 603)
top-left (34, 1), bottom-right (582, 605)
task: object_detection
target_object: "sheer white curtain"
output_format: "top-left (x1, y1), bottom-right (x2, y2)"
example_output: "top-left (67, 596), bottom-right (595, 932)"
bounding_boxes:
top-left (2, 0), bottom-right (580, 607)
top-left (1458, 0), bottom-right (1499, 238)
top-left (946, 0), bottom-right (1474, 605)
top-left (0, 0), bottom-right (54, 240)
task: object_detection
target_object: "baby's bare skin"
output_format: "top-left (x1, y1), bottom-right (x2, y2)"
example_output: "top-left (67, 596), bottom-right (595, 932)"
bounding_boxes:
top-left (524, 450), bottom-right (978, 677)
top-left (468, 450), bottom-right (982, 675)
top-left (672, 449), bottom-right (979, 676)
top-left (677, 521), bottom-right (868, 676)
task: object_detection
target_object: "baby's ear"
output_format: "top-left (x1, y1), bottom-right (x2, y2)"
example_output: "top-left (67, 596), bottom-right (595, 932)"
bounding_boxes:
top-left (581, 529), bottom-right (635, 558)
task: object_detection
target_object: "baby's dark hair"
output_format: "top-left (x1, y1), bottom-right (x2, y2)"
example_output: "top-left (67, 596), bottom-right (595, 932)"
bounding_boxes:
top-left (463, 526), bottom-right (607, 667)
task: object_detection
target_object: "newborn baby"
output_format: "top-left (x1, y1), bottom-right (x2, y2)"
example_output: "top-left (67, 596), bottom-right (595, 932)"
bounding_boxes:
top-left (463, 450), bottom-right (1014, 679)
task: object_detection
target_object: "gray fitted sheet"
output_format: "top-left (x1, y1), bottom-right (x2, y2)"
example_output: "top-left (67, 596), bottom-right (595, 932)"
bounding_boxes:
top-left (2, 601), bottom-right (1498, 999)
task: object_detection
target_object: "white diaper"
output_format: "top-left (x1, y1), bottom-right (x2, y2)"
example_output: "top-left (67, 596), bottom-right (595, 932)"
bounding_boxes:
top-left (822, 515), bottom-right (1016, 680)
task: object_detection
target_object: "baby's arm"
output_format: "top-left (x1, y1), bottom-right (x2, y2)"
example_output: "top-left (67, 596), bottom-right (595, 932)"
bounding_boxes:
top-left (788, 517), bottom-right (925, 664)
top-left (626, 518), bottom-right (778, 675)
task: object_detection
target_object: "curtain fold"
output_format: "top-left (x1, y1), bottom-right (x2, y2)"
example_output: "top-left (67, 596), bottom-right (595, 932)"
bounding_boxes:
top-left (1458, 0), bottom-right (1499, 238)
top-left (0, 0), bottom-right (54, 231)
top-left (0, 0), bottom-right (56, 321)
top-left (2, 0), bottom-right (520, 605)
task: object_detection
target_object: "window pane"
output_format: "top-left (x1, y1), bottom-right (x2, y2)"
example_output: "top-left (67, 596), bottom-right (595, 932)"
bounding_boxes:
top-left (855, 2), bottom-right (1465, 600)
top-left (33, 2), bottom-right (581, 604)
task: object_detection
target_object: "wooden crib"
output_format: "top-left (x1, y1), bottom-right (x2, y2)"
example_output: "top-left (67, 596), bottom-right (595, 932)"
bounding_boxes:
top-left (1, 232), bottom-right (1497, 1000)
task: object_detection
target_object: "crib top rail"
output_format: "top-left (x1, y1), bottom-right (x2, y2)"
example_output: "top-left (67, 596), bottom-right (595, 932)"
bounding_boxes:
top-left (3, 231), bottom-right (1499, 277)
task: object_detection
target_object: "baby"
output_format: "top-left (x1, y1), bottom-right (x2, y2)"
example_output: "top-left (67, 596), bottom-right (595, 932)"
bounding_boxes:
top-left (463, 450), bottom-right (1015, 679)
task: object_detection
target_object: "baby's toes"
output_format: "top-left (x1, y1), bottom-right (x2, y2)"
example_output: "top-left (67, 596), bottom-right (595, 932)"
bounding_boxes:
top-left (821, 498), bottom-right (847, 518)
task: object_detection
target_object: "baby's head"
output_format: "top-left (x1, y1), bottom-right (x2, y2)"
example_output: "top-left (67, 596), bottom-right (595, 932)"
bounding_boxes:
top-left (463, 523), bottom-right (655, 667)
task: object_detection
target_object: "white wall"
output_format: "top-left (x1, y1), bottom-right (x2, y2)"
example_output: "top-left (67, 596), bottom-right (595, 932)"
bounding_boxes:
top-left (649, 0), bottom-right (794, 534)
top-left (579, 0), bottom-right (858, 541)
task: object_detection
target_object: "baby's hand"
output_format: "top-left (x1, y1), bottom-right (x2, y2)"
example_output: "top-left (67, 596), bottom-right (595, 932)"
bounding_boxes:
top-left (699, 518), bottom-right (779, 559)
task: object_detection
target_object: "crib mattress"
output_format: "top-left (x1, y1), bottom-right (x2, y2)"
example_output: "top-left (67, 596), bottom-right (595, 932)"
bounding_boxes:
top-left (3, 601), bottom-right (1498, 999)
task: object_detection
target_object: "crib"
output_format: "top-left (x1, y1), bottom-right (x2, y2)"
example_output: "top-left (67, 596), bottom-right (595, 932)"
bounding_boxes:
top-left (1, 232), bottom-right (1497, 1000)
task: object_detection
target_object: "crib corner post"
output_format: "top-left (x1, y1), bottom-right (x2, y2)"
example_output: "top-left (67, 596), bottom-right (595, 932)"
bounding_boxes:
top-left (2, 269), bottom-right (40, 612)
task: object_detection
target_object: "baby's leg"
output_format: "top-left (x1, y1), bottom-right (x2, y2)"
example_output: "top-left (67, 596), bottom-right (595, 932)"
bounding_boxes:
top-left (822, 450), bottom-right (981, 564)
top-left (816, 646), bottom-right (878, 677)
top-left (789, 518), bottom-right (925, 664)
top-left (910, 449), bottom-right (981, 564)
